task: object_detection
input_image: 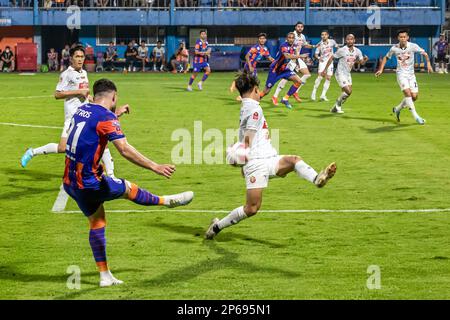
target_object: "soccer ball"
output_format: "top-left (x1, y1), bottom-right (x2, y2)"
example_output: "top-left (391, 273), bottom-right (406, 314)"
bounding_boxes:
top-left (226, 142), bottom-right (249, 166)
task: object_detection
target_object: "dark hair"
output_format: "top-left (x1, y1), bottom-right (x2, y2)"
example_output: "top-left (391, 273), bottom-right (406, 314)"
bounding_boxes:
top-left (295, 21), bottom-right (304, 27)
top-left (397, 29), bottom-right (409, 36)
top-left (200, 30), bottom-right (207, 34)
top-left (321, 30), bottom-right (329, 35)
top-left (235, 71), bottom-right (259, 97)
top-left (93, 79), bottom-right (117, 96)
top-left (5, 46), bottom-right (10, 49)
top-left (287, 32), bottom-right (295, 37)
top-left (157, 40), bottom-right (162, 44)
top-left (69, 45), bottom-right (85, 57)
top-left (258, 33), bottom-right (267, 38)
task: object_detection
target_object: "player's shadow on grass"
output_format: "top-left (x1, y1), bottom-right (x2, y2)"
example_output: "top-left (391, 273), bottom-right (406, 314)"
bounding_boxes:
top-left (152, 222), bottom-right (286, 249)
top-left (1, 168), bottom-right (62, 181)
top-left (142, 241), bottom-right (300, 288)
top-left (360, 123), bottom-right (414, 133)
top-left (0, 184), bottom-right (60, 200)
top-left (164, 85), bottom-right (196, 93)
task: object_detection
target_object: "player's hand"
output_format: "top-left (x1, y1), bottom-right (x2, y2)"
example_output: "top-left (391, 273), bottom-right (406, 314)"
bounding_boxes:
top-left (87, 95), bottom-right (94, 102)
top-left (116, 104), bottom-right (131, 117)
top-left (320, 71), bottom-right (326, 77)
top-left (153, 164), bottom-right (176, 179)
top-left (375, 70), bottom-right (382, 77)
top-left (427, 65), bottom-right (434, 73)
top-left (78, 89), bottom-right (90, 99)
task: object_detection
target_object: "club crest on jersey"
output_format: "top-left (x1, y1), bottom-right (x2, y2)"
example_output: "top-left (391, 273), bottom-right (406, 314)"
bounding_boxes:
top-left (250, 176), bottom-right (256, 183)
top-left (253, 112), bottom-right (259, 120)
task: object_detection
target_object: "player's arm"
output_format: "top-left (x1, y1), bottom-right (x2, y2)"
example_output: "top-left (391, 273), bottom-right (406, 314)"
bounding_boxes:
top-left (54, 89), bottom-right (90, 100)
top-left (320, 55), bottom-right (334, 77)
top-left (245, 50), bottom-right (254, 72)
top-left (360, 55), bottom-right (369, 65)
top-left (283, 52), bottom-right (301, 60)
top-left (115, 104), bottom-right (130, 118)
top-left (112, 138), bottom-right (175, 178)
top-left (243, 129), bottom-right (256, 149)
top-left (420, 51), bottom-right (433, 73)
top-left (375, 56), bottom-right (388, 77)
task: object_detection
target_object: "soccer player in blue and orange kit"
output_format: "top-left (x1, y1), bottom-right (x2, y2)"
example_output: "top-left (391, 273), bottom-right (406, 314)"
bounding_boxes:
top-left (230, 33), bottom-right (274, 101)
top-left (63, 79), bottom-right (194, 287)
top-left (187, 30), bottom-right (211, 91)
top-left (260, 32), bottom-right (304, 109)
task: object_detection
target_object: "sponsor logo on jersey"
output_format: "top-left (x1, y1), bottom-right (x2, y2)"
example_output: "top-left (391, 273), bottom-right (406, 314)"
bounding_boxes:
top-left (250, 176), bottom-right (256, 183)
top-left (253, 112), bottom-right (259, 120)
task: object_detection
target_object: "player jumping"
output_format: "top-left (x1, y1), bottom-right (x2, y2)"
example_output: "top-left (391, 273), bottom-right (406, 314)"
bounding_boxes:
top-left (205, 72), bottom-right (336, 240)
top-left (230, 33), bottom-right (274, 101)
top-left (63, 79), bottom-right (194, 287)
top-left (272, 22), bottom-right (315, 106)
top-left (187, 30), bottom-right (211, 91)
top-left (321, 34), bottom-right (368, 114)
top-left (376, 30), bottom-right (433, 125)
top-left (260, 32), bottom-right (304, 109)
top-left (20, 46), bottom-right (116, 177)
top-left (311, 30), bottom-right (339, 102)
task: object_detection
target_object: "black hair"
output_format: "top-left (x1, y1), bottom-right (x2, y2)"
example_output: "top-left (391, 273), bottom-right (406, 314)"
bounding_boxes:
top-left (258, 33), bottom-right (267, 38)
top-left (235, 71), bottom-right (260, 97)
top-left (157, 40), bottom-right (162, 43)
top-left (93, 79), bottom-right (117, 96)
top-left (287, 32), bottom-right (295, 37)
top-left (321, 30), bottom-right (329, 35)
top-left (5, 46), bottom-right (10, 49)
top-left (200, 30), bottom-right (207, 34)
top-left (295, 21), bottom-right (304, 27)
top-left (69, 45), bottom-right (85, 57)
top-left (397, 29), bottom-right (409, 36)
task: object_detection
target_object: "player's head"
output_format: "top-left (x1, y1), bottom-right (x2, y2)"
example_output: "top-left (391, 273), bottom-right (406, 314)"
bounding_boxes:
top-left (140, 40), bottom-right (146, 47)
top-left (200, 30), bottom-right (207, 40)
top-left (345, 34), bottom-right (355, 47)
top-left (295, 21), bottom-right (304, 33)
top-left (321, 30), bottom-right (329, 41)
top-left (69, 46), bottom-right (85, 70)
top-left (397, 29), bottom-right (410, 44)
top-left (439, 33), bottom-right (445, 41)
top-left (93, 79), bottom-right (118, 111)
top-left (5, 46), bottom-right (10, 52)
top-left (287, 32), bottom-right (296, 45)
top-left (157, 40), bottom-right (162, 48)
top-left (258, 33), bottom-right (267, 45)
top-left (235, 71), bottom-right (260, 101)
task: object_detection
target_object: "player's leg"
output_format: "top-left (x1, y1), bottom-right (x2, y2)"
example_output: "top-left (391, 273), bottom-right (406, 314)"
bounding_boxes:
top-left (331, 82), bottom-right (351, 114)
top-left (205, 188), bottom-right (262, 240)
top-left (311, 71), bottom-right (323, 101)
top-left (187, 67), bottom-right (198, 91)
top-left (273, 78), bottom-right (287, 105)
top-left (101, 148), bottom-right (115, 177)
top-left (280, 74), bottom-right (302, 109)
top-left (320, 68), bottom-right (333, 101)
top-left (123, 180), bottom-right (194, 208)
top-left (198, 65), bottom-right (211, 90)
top-left (230, 80), bottom-right (236, 92)
top-left (293, 66), bottom-right (311, 102)
top-left (276, 155), bottom-right (336, 188)
top-left (400, 76), bottom-right (424, 124)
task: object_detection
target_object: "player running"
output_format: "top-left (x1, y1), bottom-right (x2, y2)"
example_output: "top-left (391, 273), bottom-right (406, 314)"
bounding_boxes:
top-left (205, 72), bottom-right (336, 240)
top-left (20, 46), bottom-right (116, 177)
top-left (187, 30), bottom-right (211, 91)
top-left (260, 32), bottom-right (304, 110)
top-left (321, 34), bottom-right (368, 114)
top-left (311, 30), bottom-right (339, 102)
top-left (64, 79), bottom-right (194, 287)
top-left (272, 21), bottom-right (315, 106)
top-left (230, 33), bottom-right (274, 100)
top-left (375, 30), bottom-right (433, 125)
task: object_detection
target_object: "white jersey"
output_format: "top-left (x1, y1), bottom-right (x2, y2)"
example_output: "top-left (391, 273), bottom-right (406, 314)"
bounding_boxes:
top-left (294, 32), bottom-right (307, 51)
top-left (239, 98), bottom-right (277, 160)
top-left (316, 39), bottom-right (338, 63)
top-left (386, 42), bottom-right (424, 76)
top-left (153, 47), bottom-right (165, 59)
top-left (56, 66), bottom-right (89, 119)
top-left (334, 46), bottom-right (364, 76)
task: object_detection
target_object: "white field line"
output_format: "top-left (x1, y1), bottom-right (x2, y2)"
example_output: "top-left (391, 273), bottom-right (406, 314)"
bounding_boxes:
top-left (51, 184), bottom-right (69, 213)
top-left (0, 95), bottom-right (52, 100)
top-left (57, 208), bottom-right (450, 214)
top-left (0, 122), bottom-right (61, 129)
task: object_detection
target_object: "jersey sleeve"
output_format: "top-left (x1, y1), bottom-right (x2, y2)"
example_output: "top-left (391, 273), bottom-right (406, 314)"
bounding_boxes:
top-left (412, 43), bottom-right (425, 54)
top-left (245, 110), bottom-right (262, 131)
top-left (96, 114), bottom-right (125, 142)
top-left (385, 46), bottom-right (395, 59)
top-left (357, 49), bottom-right (364, 61)
top-left (195, 41), bottom-right (201, 53)
top-left (333, 48), bottom-right (344, 59)
top-left (56, 71), bottom-right (69, 91)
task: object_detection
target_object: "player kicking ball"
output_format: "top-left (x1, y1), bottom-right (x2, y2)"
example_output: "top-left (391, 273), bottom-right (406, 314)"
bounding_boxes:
top-left (63, 79), bottom-right (194, 287)
top-left (20, 46), bottom-right (116, 177)
top-left (321, 34), bottom-right (368, 114)
top-left (205, 72), bottom-right (336, 240)
top-left (187, 30), bottom-right (211, 92)
top-left (311, 30), bottom-right (339, 102)
top-left (375, 29), bottom-right (432, 125)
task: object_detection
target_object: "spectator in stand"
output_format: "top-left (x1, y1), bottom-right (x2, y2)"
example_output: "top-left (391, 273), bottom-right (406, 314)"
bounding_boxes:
top-left (125, 41), bottom-right (138, 72)
top-left (60, 44), bottom-right (70, 71)
top-left (104, 41), bottom-right (117, 71)
top-left (171, 42), bottom-right (189, 74)
top-left (434, 34), bottom-right (449, 74)
top-left (1, 46), bottom-right (15, 72)
top-left (96, 0), bottom-right (109, 6)
top-left (43, 0), bottom-right (53, 8)
top-left (96, 51), bottom-right (105, 72)
top-left (176, 0), bottom-right (187, 6)
top-left (137, 40), bottom-right (150, 72)
top-left (47, 48), bottom-right (59, 71)
top-left (152, 41), bottom-right (166, 71)
top-left (0, 49), bottom-right (2, 71)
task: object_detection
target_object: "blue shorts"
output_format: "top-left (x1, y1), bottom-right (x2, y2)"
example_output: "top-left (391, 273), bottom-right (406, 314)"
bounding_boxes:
top-left (265, 69), bottom-right (296, 89)
top-left (193, 62), bottom-right (210, 73)
top-left (244, 63), bottom-right (258, 77)
top-left (64, 176), bottom-right (127, 217)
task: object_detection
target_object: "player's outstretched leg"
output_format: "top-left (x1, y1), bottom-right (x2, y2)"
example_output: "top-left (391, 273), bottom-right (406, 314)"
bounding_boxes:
top-left (272, 78), bottom-right (287, 106)
top-left (125, 181), bottom-right (194, 208)
top-left (187, 73), bottom-right (197, 91)
top-left (101, 148), bottom-right (115, 177)
top-left (20, 143), bottom-right (59, 168)
top-left (88, 205), bottom-right (124, 287)
top-left (293, 73), bottom-right (311, 103)
top-left (198, 70), bottom-right (210, 91)
top-left (331, 86), bottom-right (351, 114)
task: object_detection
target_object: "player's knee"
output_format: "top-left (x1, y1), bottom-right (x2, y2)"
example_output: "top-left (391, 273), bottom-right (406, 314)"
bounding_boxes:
top-left (57, 144), bottom-right (65, 153)
top-left (412, 95), bottom-right (418, 101)
top-left (245, 204), bottom-right (260, 217)
top-left (346, 89), bottom-right (353, 96)
top-left (89, 217), bottom-right (106, 229)
top-left (326, 76), bottom-right (332, 81)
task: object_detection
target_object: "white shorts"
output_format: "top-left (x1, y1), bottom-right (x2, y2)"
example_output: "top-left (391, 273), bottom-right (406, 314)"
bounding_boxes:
top-left (318, 61), bottom-right (334, 76)
top-left (335, 72), bottom-right (352, 88)
top-left (288, 58), bottom-right (308, 72)
top-left (243, 155), bottom-right (283, 190)
top-left (397, 73), bottom-right (418, 93)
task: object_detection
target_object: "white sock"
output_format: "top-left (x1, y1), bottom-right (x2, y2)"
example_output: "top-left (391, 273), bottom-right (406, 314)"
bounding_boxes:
top-left (321, 79), bottom-right (330, 97)
top-left (404, 97), bottom-right (420, 119)
top-left (394, 98), bottom-right (407, 112)
top-left (102, 148), bottom-right (115, 177)
top-left (336, 92), bottom-right (349, 107)
top-left (295, 74), bottom-right (311, 93)
top-left (313, 75), bottom-right (323, 92)
top-left (295, 160), bottom-right (318, 184)
top-left (274, 79), bottom-right (287, 98)
top-left (100, 270), bottom-right (113, 280)
top-left (217, 206), bottom-right (248, 230)
top-left (32, 143), bottom-right (59, 156)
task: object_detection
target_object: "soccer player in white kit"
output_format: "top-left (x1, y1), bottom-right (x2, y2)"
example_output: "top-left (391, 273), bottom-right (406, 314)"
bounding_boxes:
top-left (272, 22), bottom-right (315, 106)
top-left (311, 30), bottom-right (339, 102)
top-left (20, 46), bottom-right (116, 176)
top-left (205, 72), bottom-right (337, 240)
top-left (321, 34), bottom-right (368, 114)
top-left (375, 29), bottom-right (432, 125)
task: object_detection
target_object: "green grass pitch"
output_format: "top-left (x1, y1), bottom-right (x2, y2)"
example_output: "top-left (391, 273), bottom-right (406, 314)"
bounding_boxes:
top-left (0, 71), bottom-right (449, 299)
